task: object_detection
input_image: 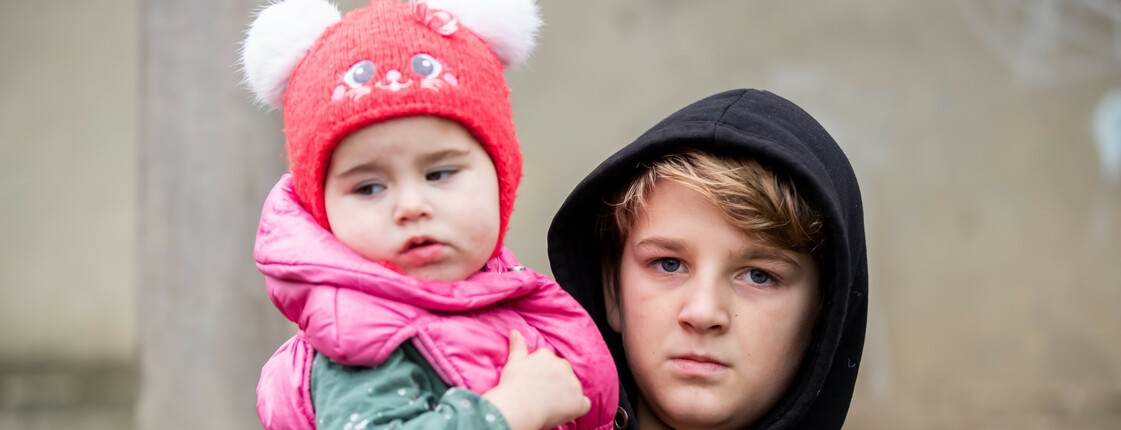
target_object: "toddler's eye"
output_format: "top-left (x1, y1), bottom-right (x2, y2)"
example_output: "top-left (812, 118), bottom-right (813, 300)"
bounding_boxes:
top-left (354, 182), bottom-right (386, 196)
top-left (745, 269), bottom-right (772, 284)
top-left (425, 169), bottom-right (455, 181)
top-left (655, 258), bottom-right (682, 273)
top-left (410, 53), bottom-right (443, 78)
top-left (344, 60), bottom-right (376, 88)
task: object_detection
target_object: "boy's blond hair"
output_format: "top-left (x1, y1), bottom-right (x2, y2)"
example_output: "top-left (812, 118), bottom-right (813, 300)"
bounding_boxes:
top-left (599, 148), bottom-right (825, 292)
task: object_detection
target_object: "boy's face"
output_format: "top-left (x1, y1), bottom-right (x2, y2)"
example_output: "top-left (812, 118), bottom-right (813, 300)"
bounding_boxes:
top-left (606, 181), bottom-right (819, 429)
top-left (323, 116), bottom-right (499, 282)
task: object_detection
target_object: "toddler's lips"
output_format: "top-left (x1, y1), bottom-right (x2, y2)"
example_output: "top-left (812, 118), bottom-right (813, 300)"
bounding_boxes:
top-left (399, 237), bottom-right (444, 264)
top-left (402, 243), bottom-right (443, 263)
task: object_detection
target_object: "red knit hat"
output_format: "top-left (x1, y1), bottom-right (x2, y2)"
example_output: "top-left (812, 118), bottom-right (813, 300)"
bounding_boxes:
top-left (242, 0), bottom-right (541, 252)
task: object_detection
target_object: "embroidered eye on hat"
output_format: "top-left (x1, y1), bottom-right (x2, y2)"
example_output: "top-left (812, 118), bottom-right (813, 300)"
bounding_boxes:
top-left (241, 0), bottom-right (541, 252)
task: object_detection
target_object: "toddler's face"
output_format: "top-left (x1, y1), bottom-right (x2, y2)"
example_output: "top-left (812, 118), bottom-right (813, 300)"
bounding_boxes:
top-left (323, 116), bottom-right (500, 282)
top-left (607, 181), bottom-right (819, 429)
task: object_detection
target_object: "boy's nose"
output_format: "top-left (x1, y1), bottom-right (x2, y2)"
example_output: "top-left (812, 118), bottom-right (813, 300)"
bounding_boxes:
top-left (393, 186), bottom-right (432, 224)
top-left (677, 274), bottom-right (731, 334)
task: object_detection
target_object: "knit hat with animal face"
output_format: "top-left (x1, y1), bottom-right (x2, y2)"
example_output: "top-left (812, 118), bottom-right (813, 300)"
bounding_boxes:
top-left (242, 0), bottom-right (541, 254)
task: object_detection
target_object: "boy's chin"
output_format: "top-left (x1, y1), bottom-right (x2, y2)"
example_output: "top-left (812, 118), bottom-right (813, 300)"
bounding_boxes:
top-left (643, 389), bottom-right (764, 430)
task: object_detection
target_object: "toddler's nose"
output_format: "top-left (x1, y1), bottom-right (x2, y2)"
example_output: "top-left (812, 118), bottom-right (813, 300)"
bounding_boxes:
top-left (393, 187), bottom-right (431, 224)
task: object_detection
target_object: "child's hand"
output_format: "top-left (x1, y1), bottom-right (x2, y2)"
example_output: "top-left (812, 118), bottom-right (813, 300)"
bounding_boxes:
top-left (483, 330), bottom-right (591, 430)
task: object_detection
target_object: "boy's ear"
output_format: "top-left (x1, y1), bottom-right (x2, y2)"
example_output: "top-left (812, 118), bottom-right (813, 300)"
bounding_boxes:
top-left (603, 281), bottom-right (622, 333)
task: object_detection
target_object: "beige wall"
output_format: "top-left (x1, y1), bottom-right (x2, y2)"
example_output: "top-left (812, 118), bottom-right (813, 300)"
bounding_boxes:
top-left (0, 0), bottom-right (139, 365)
top-left (1, 1), bottom-right (139, 427)
top-left (2, 0), bottom-right (1119, 428)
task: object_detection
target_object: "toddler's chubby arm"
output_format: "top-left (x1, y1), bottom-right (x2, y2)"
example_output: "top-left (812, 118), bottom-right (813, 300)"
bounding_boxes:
top-left (312, 345), bottom-right (511, 430)
top-left (483, 331), bottom-right (591, 430)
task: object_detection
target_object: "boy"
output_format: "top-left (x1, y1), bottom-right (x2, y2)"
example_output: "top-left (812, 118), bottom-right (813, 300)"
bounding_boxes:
top-left (548, 89), bottom-right (868, 429)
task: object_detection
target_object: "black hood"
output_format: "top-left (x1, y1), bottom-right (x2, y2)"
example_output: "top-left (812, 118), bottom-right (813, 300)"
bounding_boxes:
top-left (547, 89), bottom-right (867, 429)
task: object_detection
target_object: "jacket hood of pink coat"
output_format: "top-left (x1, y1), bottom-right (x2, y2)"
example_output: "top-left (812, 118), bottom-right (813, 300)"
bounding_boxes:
top-left (256, 174), bottom-right (542, 319)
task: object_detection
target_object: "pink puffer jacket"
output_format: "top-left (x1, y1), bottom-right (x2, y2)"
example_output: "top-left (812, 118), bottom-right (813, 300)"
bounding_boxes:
top-left (254, 175), bottom-right (617, 430)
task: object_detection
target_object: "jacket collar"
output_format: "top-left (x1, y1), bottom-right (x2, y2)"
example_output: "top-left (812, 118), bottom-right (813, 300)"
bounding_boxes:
top-left (256, 175), bottom-right (543, 315)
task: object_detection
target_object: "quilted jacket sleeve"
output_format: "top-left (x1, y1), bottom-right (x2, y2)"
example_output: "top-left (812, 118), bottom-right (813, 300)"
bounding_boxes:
top-left (257, 335), bottom-right (317, 430)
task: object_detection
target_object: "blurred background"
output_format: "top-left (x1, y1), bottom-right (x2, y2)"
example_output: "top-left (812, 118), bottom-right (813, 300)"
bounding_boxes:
top-left (2, 0), bottom-right (1119, 428)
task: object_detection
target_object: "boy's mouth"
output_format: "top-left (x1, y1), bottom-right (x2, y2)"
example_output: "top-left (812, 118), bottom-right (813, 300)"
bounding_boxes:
top-left (669, 354), bottom-right (729, 377)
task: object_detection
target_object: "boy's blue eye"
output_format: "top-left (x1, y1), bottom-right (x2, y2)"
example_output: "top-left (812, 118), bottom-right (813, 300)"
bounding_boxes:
top-left (426, 169), bottom-right (455, 181)
top-left (344, 60), bottom-right (376, 88)
top-left (657, 258), bottom-right (682, 273)
top-left (746, 269), bottom-right (771, 284)
top-left (354, 182), bottom-right (385, 195)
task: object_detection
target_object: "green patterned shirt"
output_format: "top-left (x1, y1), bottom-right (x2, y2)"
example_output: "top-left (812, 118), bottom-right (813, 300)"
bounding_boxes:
top-left (310, 343), bottom-right (512, 430)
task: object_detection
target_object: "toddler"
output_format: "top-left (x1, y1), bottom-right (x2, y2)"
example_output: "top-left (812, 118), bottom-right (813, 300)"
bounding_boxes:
top-left (241, 1), bottom-right (618, 429)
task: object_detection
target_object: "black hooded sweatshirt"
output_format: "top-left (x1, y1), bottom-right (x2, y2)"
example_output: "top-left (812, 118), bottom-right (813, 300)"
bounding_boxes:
top-left (547, 89), bottom-right (868, 430)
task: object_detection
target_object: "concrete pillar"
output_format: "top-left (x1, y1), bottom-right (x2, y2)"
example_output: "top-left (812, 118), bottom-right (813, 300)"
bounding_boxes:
top-left (138, 1), bottom-right (293, 428)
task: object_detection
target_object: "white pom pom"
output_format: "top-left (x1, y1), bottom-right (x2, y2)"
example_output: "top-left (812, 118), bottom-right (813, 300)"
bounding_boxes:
top-left (426, 0), bottom-right (543, 67)
top-left (241, 0), bottom-right (342, 108)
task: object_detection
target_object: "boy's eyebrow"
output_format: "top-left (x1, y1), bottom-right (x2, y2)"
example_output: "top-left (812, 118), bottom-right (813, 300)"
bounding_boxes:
top-left (633, 237), bottom-right (688, 253)
top-left (637, 237), bottom-right (804, 268)
top-left (740, 247), bottom-right (803, 269)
